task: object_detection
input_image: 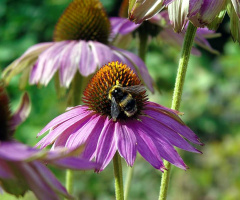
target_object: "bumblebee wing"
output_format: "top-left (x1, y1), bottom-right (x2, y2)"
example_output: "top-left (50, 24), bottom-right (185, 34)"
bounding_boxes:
top-left (111, 97), bottom-right (120, 121)
top-left (123, 85), bottom-right (146, 94)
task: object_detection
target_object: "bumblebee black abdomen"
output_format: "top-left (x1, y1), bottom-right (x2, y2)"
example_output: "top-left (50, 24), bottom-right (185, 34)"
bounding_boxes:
top-left (121, 98), bottom-right (136, 111)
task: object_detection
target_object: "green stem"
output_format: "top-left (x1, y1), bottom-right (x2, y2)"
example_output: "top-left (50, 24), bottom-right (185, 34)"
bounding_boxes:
top-left (138, 32), bottom-right (148, 62)
top-left (113, 152), bottom-right (124, 200)
top-left (124, 166), bottom-right (134, 200)
top-left (65, 170), bottom-right (74, 196)
top-left (71, 72), bottom-right (83, 106)
top-left (158, 22), bottom-right (197, 200)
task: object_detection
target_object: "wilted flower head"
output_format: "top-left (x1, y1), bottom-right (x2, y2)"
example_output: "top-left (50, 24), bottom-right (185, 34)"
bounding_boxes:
top-left (0, 83), bottom-right (98, 199)
top-left (128, 0), bottom-right (174, 23)
top-left (129, 0), bottom-right (240, 43)
top-left (2, 0), bottom-right (153, 92)
top-left (37, 61), bottom-right (203, 172)
top-left (112, 5), bottom-right (219, 55)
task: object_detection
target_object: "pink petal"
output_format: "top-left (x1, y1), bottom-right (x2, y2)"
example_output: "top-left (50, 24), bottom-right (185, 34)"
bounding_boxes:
top-left (143, 104), bottom-right (202, 145)
top-left (115, 121), bottom-right (137, 166)
top-left (10, 93), bottom-right (31, 130)
top-left (37, 106), bottom-right (89, 137)
top-left (58, 41), bottom-right (78, 87)
top-left (140, 116), bottom-right (201, 153)
top-left (79, 41), bottom-right (97, 76)
top-left (95, 118), bottom-right (117, 172)
top-left (89, 41), bottom-right (114, 68)
top-left (82, 115), bottom-right (107, 160)
top-left (37, 111), bottom-right (94, 149)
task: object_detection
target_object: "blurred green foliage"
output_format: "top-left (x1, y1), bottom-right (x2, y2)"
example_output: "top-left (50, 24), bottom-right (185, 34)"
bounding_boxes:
top-left (0, 0), bottom-right (240, 200)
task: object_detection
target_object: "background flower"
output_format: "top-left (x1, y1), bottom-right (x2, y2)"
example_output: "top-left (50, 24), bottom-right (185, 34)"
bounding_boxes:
top-left (2, 0), bottom-right (153, 92)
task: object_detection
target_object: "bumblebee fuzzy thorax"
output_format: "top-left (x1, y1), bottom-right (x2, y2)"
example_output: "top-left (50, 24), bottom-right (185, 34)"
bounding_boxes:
top-left (83, 62), bottom-right (148, 121)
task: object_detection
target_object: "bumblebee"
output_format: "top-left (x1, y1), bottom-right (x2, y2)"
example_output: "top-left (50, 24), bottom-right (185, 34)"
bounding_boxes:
top-left (108, 80), bottom-right (146, 121)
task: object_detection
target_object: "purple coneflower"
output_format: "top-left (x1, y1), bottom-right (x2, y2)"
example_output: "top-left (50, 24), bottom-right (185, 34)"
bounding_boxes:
top-left (2, 0), bottom-right (153, 92)
top-left (111, 9), bottom-right (219, 56)
top-left (0, 83), bottom-right (98, 200)
top-left (129, 0), bottom-right (240, 43)
top-left (36, 61), bottom-right (203, 172)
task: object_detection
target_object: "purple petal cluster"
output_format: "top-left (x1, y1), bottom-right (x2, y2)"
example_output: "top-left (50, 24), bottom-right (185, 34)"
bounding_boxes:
top-left (37, 102), bottom-right (202, 172)
top-left (0, 141), bottom-right (98, 199)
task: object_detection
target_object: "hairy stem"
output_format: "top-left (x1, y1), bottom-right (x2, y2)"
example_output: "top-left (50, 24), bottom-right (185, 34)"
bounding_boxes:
top-left (158, 22), bottom-right (197, 200)
top-left (124, 166), bottom-right (134, 200)
top-left (113, 152), bottom-right (124, 200)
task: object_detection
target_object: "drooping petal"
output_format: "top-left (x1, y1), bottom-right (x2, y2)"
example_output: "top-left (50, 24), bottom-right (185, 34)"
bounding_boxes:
top-left (144, 102), bottom-right (203, 145)
top-left (81, 115), bottom-right (106, 160)
top-left (30, 41), bottom-right (68, 85)
top-left (115, 121), bottom-right (137, 166)
top-left (10, 93), bottom-right (31, 130)
top-left (20, 162), bottom-right (69, 200)
top-left (65, 114), bottom-right (102, 149)
top-left (132, 120), bottom-right (187, 169)
top-left (158, 27), bottom-right (201, 56)
top-left (89, 41), bottom-right (114, 68)
top-left (112, 46), bottom-right (154, 92)
top-left (140, 115), bottom-right (201, 153)
top-left (37, 111), bottom-right (94, 149)
top-left (79, 41), bottom-right (97, 76)
top-left (168, 0), bottom-right (190, 32)
top-left (49, 157), bottom-right (99, 171)
top-left (95, 118), bottom-right (117, 172)
top-left (128, 121), bottom-right (165, 171)
top-left (110, 17), bottom-right (140, 39)
top-left (32, 162), bottom-right (72, 199)
top-left (58, 41), bottom-right (78, 87)
top-left (194, 29), bottom-right (220, 54)
top-left (37, 105), bottom-right (89, 137)
top-left (2, 42), bottom-right (53, 84)
top-left (0, 142), bottom-right (41, 161)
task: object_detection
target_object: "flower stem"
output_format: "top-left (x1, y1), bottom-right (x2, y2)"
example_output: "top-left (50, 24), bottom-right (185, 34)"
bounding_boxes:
top-left (158, 22), bottom-right (197, 200)
top-left (65, 170), bottom-right (74, 196)
top-left (138, 32), bottom-right (148, 62)
top-left (113, 152), bottom-right (124, 200)
top-left (124, 166), bottom-right (134, 200)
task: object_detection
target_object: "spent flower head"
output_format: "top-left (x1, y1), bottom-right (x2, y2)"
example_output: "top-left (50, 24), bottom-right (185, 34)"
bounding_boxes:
top-left (2, 0), bottom-right (153, 92)
top-left (0, 83), bottom-right (98, 199)
top-left (37, 61), bottom-right (203, 172)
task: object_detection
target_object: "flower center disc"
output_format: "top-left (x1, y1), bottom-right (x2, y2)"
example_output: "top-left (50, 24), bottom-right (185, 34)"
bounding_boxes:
top-left (83, 62), bottom-right (147, 120)
top-left (54, 0), bottom-right (110, 44)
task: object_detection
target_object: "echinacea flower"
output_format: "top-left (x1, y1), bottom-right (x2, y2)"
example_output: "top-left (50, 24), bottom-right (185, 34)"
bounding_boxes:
top-left (129, 0), bottom-right (240, 43)
top-left (2, 0), bottom-right (153, 92)
top-left (111, 10), bottom-right (219, 56)
top-left (0, 83), bottom-right (98, 199)
top-left (36, 61), bottom-right (203, 172)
